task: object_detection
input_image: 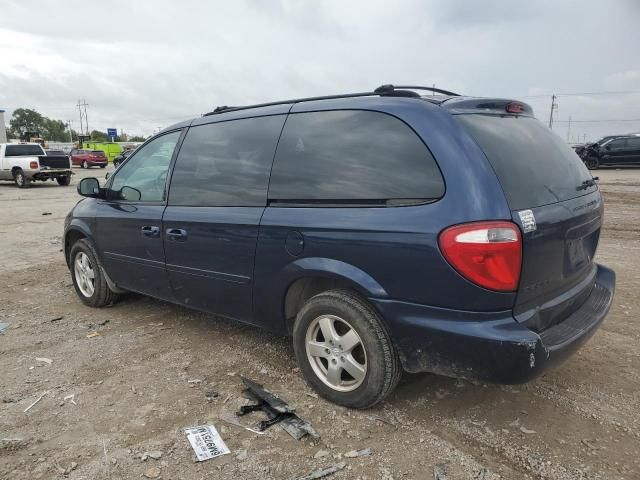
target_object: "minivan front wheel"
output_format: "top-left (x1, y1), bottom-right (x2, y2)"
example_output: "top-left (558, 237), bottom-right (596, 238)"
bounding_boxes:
top-left (70, 239), bottom-right (118, 307)
top-left (293, 290), bottom-right (401, 408)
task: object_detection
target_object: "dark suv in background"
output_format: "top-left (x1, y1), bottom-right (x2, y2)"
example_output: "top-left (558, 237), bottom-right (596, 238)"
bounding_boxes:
top-left (64, 85), bottom-right (615, 408)
top-left (580, 135), bottom-right (640, 169)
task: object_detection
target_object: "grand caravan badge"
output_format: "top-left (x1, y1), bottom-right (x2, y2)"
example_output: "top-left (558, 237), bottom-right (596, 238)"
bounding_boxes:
top-left (518, 209), bottom-right (537, 233)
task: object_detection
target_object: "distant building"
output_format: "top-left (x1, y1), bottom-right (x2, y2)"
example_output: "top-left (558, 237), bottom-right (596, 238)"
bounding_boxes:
top-left (0, 109), bottom-right (6, 143)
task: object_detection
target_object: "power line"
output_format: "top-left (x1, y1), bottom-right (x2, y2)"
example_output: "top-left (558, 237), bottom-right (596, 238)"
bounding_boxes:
top-left (518, 90), bottom-right (640, 99)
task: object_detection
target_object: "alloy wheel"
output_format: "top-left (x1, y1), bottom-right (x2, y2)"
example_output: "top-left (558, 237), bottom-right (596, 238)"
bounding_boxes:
top-left (74, 252), bottom-right (96, 297)
top-left (305, 314), bottom-right (367, 392)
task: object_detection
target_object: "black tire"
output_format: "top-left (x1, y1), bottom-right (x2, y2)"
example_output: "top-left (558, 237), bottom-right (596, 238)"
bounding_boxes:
top-left (82, 160), bottom-right (88, 169)
top-left (13, 169), bottom-right (30, 188)
top-left (57, 175), bottom-right (71, 186)
top-left (113, 160), bottom-right (120, 168)
top-left (69, 239), bottom-right (119, 307)
top-left (585, 156), bottom-right (600, 170)
top-left (100, 165), bottom-right (106, 168)
top-left (293, 289), bottom-right (402, 409)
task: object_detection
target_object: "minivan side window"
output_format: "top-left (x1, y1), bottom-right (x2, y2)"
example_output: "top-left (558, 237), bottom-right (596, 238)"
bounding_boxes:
top-left (268, 110), bottom-right (445, 202)
top-left (109, 130), bottom-right (181, 202)
top-left (168, 115), bottom-right (286, 207)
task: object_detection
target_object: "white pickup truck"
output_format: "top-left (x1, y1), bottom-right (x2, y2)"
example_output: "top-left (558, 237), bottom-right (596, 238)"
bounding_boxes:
top-left (0, 143), bottom-right (72, 188)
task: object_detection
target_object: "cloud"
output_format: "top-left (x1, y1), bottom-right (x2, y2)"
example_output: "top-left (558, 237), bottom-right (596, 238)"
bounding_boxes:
top-left (0, 0), bottom-right (639, 141)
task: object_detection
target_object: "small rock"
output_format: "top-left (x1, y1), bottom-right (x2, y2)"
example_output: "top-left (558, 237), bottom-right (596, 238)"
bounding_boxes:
top-left (140, 451), bottom-right (162, 461)
top-left (344, 447), bottom-right (372, 458)
top-left (314, 449), bottom-right (330, 459)
top-left (205, 391), bottom-right (219, 402)
top-left (111, 458), bottom-right (117, 465)
top-left (49, 316), bottom-right (64, 322)
top-left (96, 319), bottom-right (109, 326)
top-left (35, 357), bottom-right (53, 365)
top-left (520, 426), bottom-right (536, 434)
top-left (260, 368), bottom-right (268, 375)
top-left (42, 212), bottom-right (52, 216)
top-left (143, 466), bottom-right (161, 478)
top-left (235, 449), bottom-right (248, 461)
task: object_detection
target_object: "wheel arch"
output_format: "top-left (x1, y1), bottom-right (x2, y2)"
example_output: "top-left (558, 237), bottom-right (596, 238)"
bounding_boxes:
top-left (280, 257), bottom-right (388, 334)
top-left (64, 222), bottom-right (94, 267)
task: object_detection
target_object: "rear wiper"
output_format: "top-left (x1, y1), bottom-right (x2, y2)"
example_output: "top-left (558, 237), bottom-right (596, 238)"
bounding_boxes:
top-left (577, 177), bottom-right (599, 191)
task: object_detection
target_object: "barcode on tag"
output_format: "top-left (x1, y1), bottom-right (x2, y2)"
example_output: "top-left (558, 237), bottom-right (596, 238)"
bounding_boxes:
top-left (184, 425), bottom-right (230, 461)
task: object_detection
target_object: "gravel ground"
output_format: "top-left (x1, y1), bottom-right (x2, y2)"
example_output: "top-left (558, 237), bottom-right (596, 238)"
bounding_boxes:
top-left (0, 166), bottom-right (639, 479)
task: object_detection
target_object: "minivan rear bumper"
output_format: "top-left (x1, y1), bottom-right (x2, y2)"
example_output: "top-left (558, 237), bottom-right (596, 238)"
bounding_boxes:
top-left (371, 264), bottom-right (615, 384)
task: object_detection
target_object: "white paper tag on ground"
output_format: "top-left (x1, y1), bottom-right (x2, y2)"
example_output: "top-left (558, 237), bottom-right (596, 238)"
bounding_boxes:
top-left (184, 425), bottom-right (230, 461)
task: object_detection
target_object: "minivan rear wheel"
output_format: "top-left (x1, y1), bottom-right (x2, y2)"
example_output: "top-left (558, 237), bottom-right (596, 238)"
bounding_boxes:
top-left (293, 290), bottom-right (401, 409)
top-left (70, 239), bottom-right (119, 307)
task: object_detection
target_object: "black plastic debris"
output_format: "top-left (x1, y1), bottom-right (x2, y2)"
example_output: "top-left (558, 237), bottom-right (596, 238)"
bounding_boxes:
top-left (236, 377), bottom-right (320, 440)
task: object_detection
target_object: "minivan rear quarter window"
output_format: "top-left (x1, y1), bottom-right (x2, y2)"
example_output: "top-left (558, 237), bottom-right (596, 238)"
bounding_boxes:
top-left (456, 114), bottom-right (596, 210)
top-left (169, 115), bottom-right (286, 206)
top-left (269, 110), bottom-right (445, 203)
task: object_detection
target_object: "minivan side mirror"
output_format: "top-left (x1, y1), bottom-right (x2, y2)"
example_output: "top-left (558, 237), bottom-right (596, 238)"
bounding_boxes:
top-left (77, 177), bottom-right (102, 198)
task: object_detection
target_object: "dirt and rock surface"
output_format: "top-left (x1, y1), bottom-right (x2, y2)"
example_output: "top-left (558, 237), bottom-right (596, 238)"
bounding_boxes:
top-left (1, 167), bottom-right (639, 480)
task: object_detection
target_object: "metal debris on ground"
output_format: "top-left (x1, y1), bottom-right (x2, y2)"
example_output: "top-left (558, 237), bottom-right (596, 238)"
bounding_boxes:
top-left (236, 377), bottom-right (320, 441)
top-left (293, 461), bottom-right (347, 480)
top-left (184, 425), bottom-right (230, 462)
top-left (344, 447), bottom-right (372, 458)
top-left (35, 357), bottom-right (53, 365)
top-left (86, 332), bottom-right (100, 339)
top-left (219, 412), bottom-right (266, 435)
top-left (63, 394), bottom-right (77, 405)
top-left (0, 322), bottom-right (8, 334)
top-left (24, 391), bottom-right (48, 413)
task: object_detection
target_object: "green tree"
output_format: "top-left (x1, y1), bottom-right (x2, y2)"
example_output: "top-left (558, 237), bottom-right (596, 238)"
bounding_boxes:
top-left (90, 129), bottom-right (108, 142)
top-left (9, 108), bottom-right (46, 139)
top-left (44, 119), bottom-right (70, 142)
top-left (128, 135), bottom-right (146, 142)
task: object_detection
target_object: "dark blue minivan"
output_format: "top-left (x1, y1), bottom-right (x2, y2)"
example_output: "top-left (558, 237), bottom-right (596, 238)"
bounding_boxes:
top-left (64, 85), bottom-right (615, 408)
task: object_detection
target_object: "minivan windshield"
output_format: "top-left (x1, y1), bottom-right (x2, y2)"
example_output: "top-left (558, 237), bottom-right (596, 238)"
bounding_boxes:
top-left (457, 114), bottom-right (597, 210)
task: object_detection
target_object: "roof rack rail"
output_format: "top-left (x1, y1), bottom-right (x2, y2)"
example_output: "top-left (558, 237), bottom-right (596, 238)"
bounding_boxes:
top-left (374, 84), bottom-right (461, 97)
top-left (203, 84), bottom-right (461, 116)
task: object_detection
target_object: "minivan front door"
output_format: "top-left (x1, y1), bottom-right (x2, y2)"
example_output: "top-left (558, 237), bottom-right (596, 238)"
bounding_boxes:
top-left (162, 114), bottom-right (287, 323)
top-left (94, 130), bottom-right (182, 299)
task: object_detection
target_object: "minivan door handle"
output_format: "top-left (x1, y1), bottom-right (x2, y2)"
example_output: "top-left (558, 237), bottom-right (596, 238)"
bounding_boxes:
top-left (141, 225), bottom-right (160, 238)
top-left (166, 228), bottom-right (188, 242)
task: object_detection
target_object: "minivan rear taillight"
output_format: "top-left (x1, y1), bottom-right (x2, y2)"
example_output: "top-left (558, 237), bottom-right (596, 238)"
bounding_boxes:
top-left (438, 221), bottom-right (522, 292)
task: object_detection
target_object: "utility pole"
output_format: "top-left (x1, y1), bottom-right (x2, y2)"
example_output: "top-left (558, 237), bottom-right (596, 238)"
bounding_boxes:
top-left (548, 94), bottom-right (558, 129)
top-left (76, 99), bottom-right (89, 135)
top-left (567, 116), bottom-right (572, 142)
top-left (66, 120), bottom-right (73, 142)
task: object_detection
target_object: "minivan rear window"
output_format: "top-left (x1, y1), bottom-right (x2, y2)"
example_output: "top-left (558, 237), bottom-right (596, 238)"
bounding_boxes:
top-left (269, 110), bottom-right (444, 203)
top-left (5, 144), bottom-right (44, 156)
top-left (457, 114), bottom-right (597, 210)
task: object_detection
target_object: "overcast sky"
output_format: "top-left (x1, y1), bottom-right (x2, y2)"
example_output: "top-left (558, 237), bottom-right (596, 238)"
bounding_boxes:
top-left (1, 0), bottom-right (639, 141)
